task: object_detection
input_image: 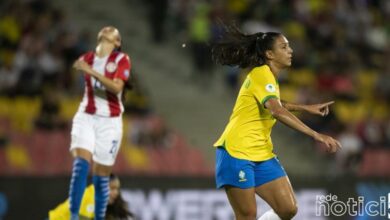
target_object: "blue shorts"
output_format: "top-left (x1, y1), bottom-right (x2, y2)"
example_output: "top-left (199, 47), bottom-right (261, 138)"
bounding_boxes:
top-left (215, 147), bottom-right (287, 189)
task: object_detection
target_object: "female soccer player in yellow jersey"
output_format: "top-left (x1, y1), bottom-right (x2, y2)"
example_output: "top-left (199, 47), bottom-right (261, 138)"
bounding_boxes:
top-left (212, 24), bottom-right (342, 220)
top-left (49, 174), bottom-right (134, 220)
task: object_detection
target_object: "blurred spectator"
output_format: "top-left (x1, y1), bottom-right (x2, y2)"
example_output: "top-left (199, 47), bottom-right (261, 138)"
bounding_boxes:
top-left (375, 58), bottom-right (390, 100)
top-left (336, 124), bottom-right (363, 175)
top-left (188, 2), bottom-right (213, 81)
top-left (129, 115), bottom-right (173, 149)
top-left (12, 32), bottom-right (46, 96)
top-left (225, 0), bottom-right (254, 21)
top-left (0, 126), bottom-right (9, 149)
top-left (168, 0), bottom-right (190, 34)
top-left (147, 0), bottom-right (168, 43)
top-left (384, 116), bottom-right (390, 147)
top-left (123, 73), bottom-right (152, 116)
top-left (39, 49), bottom-right (63, 85)
top-left (223, 66), bottom-right (241, 91)
top-left (0, 2), bottom-right (21, 50)
top-left (357, 115), bottom-right (385, 147)
top-left (146, 115), bottom-right (172, 148)
top-left (34, 87), bottom-right (66, 130)
top-left (0, 53), bottom-right (19, 95)
top-left (332, 67), bottom-right (357, 100)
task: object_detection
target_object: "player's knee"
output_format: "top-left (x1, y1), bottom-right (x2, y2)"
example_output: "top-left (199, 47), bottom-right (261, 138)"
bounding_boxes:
top-left (237, 206), bottom-right (257, 219)
top-left (72, 148), bottom-right (92, 163)
top-left (276, 204), bottom-right (298, 220)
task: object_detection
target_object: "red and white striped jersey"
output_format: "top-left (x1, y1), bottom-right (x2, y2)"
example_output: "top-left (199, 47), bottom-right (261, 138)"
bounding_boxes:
top-left (77, 51), bottom-right (131, 117)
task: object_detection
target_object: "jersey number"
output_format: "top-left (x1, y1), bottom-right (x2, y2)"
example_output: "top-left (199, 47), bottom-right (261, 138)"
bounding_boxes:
top-left (110, 140), bottom-right (119, 156)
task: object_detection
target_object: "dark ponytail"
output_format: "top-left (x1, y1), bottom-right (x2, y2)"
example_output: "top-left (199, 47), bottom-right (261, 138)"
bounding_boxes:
top-left (106, 174), bottom-right (135, 219)
top-left (212, 22), bottom-right (282, 68)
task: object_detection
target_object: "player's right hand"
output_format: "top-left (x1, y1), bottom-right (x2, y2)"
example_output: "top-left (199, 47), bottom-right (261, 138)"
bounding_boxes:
top-left (73, 60), bottom-right (92, 73)
top-left (313, 133), bottom-right (342, 153)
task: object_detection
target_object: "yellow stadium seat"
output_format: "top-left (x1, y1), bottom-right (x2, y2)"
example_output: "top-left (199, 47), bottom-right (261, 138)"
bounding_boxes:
top-left (372, 101), bottom-right (389, 121)
top-left (0, 98), bottom-right (11, 116)
top-left (122, 144), bottom-right (150, 169)
top-left (5, 144), bottom-right (31, 170)
top-left (280, 85), bottom-right (298, 103)
top-left (356, 70), bottom-right (378, 99)
top-left (59, 97), bottom-right (81, 120)
top-left (10, 97), bottom-right (40, 133)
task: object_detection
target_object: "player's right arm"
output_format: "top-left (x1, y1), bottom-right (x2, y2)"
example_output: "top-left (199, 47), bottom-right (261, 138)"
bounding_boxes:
top-left (281, 100), bottom-right (334, 116)
top-left (73, 60), bottom-right (125, 94)
top-left (265, 98), bottom-right (341, 153)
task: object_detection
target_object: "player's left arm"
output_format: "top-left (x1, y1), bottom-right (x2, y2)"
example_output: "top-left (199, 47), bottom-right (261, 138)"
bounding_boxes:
top-left (90, 70), bottom-right (125, 94)
top-left (73, 56), bottom-right (130, 94)
top-left (281, 100), bottom-right (334, 117)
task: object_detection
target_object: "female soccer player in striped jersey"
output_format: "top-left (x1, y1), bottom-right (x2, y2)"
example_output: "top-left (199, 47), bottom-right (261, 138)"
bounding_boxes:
top-left (68, 26), bottom-right (131, 220)
top-left (212, 24), bottom-right (341, 220)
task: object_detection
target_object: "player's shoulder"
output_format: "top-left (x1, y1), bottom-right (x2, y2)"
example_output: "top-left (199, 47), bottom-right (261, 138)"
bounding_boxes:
top-left (79, 51), bottom-right (95, 60)
top-left (112, 51), bottom-right (131, 63)
top-left (250, 65), bottom-right (272, 76)
top-left (83, 51), bottom-right (95, 56)
top-left (249, 65), bottom-right (275, 82)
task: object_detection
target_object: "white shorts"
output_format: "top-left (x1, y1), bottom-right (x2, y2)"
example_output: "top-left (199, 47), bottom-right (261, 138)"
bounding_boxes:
top-left (70, 111), bottom-right (123, 166)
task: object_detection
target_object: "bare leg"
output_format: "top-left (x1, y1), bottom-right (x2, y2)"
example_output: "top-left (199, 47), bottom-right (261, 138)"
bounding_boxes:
top-left (255, 176), bottom-right (297, 220)
top-left (71, 148), bottom-right (92, 162)
top-left (93, 162), bottom-right (112, 176)
top-left (225, 186), bottom-right (257, 220)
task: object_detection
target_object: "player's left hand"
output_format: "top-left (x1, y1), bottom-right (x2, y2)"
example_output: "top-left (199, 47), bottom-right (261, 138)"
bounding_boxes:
top-left (303, 101), bottom-right (334, 117)
top-left (73, 60), bottom-right (93, 74)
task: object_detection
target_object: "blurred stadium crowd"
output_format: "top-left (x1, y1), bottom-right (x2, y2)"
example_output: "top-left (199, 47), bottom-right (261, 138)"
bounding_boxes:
top-left (0, 0), bottom-right (389, 177)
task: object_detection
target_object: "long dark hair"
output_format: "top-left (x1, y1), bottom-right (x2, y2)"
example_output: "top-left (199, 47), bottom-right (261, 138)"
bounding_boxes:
top-left (212, 22), bottom-right (282, 68)
top-left (106, 174), bottom-right (135, 219)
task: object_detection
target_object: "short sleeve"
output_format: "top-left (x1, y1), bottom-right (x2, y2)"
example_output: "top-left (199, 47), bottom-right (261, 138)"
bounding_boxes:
top-left (77, 53), bottom-right (86, 61)
top-left (249, 68), bottom-right (279, 106)
top-left (78, 51), bottom-right (94, 64)
top-left (115, 54), bottom-right (131, 82)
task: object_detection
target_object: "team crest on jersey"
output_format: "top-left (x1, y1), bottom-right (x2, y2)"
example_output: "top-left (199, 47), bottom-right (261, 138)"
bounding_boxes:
top-left (238, 170), bottom-right (247, 182)
top-left (124, 70), bottom-right (130, 78)
top-left (86, 204), bottom-right (94, 213)
top-left (265, 83), bottom-right (276, 92)
top-left (106, 62), bottom-right (117, 73)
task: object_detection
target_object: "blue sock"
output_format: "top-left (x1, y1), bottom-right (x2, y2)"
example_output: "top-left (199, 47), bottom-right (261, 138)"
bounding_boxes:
top-left (68, 157), bottom-right (89, 219)
top-left (93, 175), bottom-right (110, 220)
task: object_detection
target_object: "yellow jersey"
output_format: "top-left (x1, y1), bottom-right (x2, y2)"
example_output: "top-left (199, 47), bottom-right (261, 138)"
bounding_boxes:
top-left (49, 185), bottom-right (95, 220)
top-left (214, 65), bottom-right (279, 161)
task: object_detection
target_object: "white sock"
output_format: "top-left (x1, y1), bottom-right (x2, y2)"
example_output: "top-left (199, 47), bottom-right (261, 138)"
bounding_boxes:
top-left (257, 209), bottom-right (281, 220)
